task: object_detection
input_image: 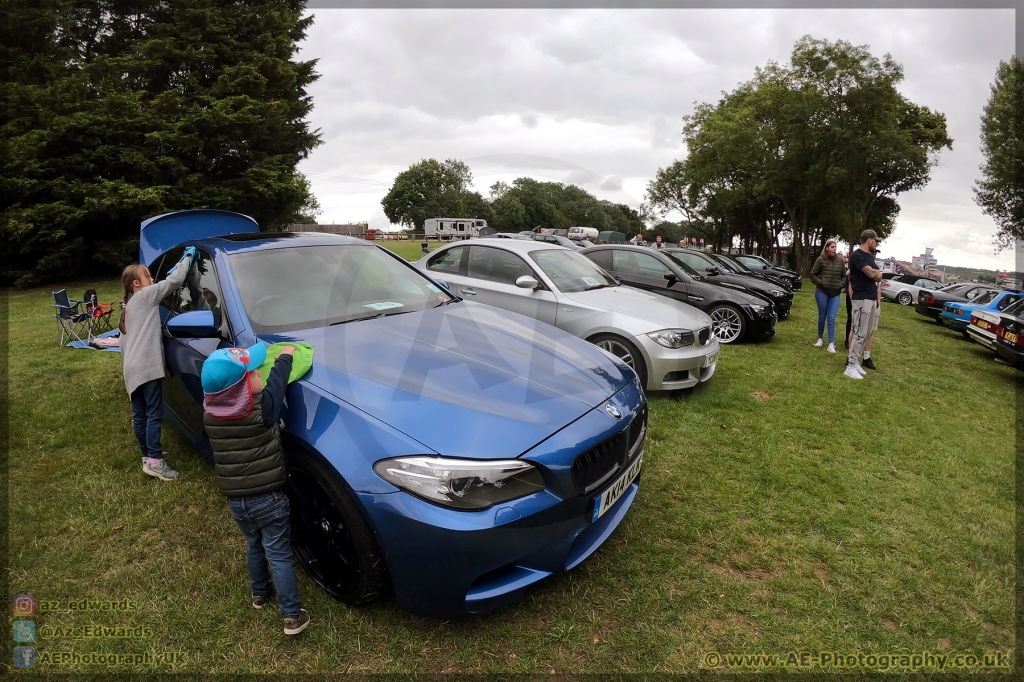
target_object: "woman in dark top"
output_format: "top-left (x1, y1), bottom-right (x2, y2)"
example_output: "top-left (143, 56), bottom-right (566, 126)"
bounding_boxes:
top-left (810, 239), bottom-right (847, 353)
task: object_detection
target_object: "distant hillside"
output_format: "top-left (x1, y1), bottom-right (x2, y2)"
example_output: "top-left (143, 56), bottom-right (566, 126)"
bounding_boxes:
top-left (942, 265), bottom-right (1023, 283)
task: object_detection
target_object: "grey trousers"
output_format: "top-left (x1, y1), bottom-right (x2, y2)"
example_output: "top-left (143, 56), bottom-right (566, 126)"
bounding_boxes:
top-left (847, 299), bottom-right (879, 366)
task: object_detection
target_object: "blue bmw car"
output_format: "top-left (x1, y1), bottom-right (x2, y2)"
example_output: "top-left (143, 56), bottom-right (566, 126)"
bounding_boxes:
top-left (143, 210), bottom-right (647, 618)
top-left (940, 289), bottom-right (1021, 335)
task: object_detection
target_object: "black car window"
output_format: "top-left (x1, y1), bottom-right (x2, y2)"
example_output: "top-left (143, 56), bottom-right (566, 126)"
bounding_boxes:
top-left (467, 246), bottom-right (534, 285)
top-left (1002, 297), bottom-right (1024, 316)
top-left (585, 249), bottom-right (613, 271)
top-left (973, 290), bottom-right (999, 305)
top-left (157, 248), bottom-right (227, 329)
top-left (997, 294), bottom-right (1018, 311)
top-left (737, 256), bottom-right (763, 268)
top-left (614, 250), bottom-right (671, 278)
top-left (427, 246), bottom-right (466, 275)
top-left (966, 288), bottom-right (991, 300)
top-left (673, 251), bottom-right (716, 272)
top-left (154, 247), bottom-right (186, 310)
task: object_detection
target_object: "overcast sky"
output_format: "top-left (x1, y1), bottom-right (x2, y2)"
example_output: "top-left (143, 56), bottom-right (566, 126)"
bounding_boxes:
top-left (296, 8), bottom-right (1017, 271)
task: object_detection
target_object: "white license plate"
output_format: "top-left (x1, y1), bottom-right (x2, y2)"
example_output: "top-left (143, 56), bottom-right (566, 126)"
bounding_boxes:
top-left (592, 454), bottom-right (642, 522)
top-left (703, 350), bottom-right (719, 368)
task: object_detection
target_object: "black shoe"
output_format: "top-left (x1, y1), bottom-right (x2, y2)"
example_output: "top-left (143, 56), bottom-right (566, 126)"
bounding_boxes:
top-left (862, 358), bottom-right (877, 370)
top-left (283, 609), bottom-right (310, 636)
top-left (844, 340), bottom-right (849, 349)
top-left (252, 592), bottom-right (274, 609)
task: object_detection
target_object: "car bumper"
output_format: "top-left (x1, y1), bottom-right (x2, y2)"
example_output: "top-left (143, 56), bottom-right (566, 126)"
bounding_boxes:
top-left (359, 380), bottom-right (646, 618)
top-left (748, 312), bottom-right (777, 338)
top-left (636, 333), bottom-right (719, 390)
top-left (915, 301), bottom-right (942, 319)
top-left (881, 288), bottom-right (898, 302)
top-left (994, 340), bottom-right (1024, 370)
top-left (940, 312), bottom-right (968, 330)
top-left (773, 294), bottom-right (794, 318)
top-left (966, 325), bottom-right (996, 349)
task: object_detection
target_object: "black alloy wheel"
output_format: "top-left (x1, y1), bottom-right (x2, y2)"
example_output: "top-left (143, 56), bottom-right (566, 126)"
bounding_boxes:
top-left (708, 304), bottom-right (746, 344)
top-left (286, 449), bottom-right (388, 605)
top-left (590, 334), bottom-right (648, 388)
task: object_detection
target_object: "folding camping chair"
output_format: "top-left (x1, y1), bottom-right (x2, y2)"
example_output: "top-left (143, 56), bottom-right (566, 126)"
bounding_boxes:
top-left (53, 289), bottom-right (91, 346)
top-left (82, 288), bottom-right (117, 335)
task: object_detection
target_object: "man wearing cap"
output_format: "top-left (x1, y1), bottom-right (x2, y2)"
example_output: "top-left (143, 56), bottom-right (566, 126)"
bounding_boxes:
top-left (845, 230), bottom-right (884, 379)
top-left (201, 343), bottom-right (311, 636)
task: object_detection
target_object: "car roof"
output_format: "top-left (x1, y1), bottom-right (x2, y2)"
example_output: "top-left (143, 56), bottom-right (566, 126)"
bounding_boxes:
top-left (189, 230), bottom-right (370, 256)
top-left (440, 237), bottom-right (567, 254)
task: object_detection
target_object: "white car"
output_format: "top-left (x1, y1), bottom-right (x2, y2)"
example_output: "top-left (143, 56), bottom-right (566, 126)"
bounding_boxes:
top-left (414, 238), bottom-right (719, 391)
top-left (881, 274), bottom-right (943, 305)
top-left (967, 297), bottom-right (1024, 350)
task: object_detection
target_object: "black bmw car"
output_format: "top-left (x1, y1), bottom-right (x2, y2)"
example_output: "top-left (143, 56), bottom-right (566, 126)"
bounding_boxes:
top-left (710, 253), bottom-right (797, 291)
top-left (732, 253), bottom-right (803, 290)
top-left (581, 245), bottom-right (777, 343)
top-left (915, 283), bottom-right (999, 322)
top-left (667, 249), bottom-right (794, 319)
top-left (992, 305), bottom-right (1024, 370)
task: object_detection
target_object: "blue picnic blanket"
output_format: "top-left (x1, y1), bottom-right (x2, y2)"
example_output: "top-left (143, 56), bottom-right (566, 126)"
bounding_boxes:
top-left (68, 329), bottom-right (121, 353)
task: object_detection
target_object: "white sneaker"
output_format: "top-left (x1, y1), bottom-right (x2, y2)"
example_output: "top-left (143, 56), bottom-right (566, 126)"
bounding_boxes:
top-left (852, 363), bottom-right (867, 377)
top-left (814, 338), bottom-right (823, 347)
top-left (844, 365), bottom-right (863, 380)
top-left (827, 343), bottom-right (836, 353)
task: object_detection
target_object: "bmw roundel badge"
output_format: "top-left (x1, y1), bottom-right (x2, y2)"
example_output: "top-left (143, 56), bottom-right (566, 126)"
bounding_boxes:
top-left (605, 403), bottom-right (622, 420)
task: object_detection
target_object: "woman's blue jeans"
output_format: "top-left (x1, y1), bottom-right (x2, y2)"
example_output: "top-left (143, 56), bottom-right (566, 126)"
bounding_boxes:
top-left (815, 289), bottom-right (842, 343)
top-left (228, 491), bottom-right (303, 618)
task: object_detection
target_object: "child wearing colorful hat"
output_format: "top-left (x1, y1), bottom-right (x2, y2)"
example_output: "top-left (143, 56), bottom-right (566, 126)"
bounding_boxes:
top-left (201, 343), bottom-right (310, 635)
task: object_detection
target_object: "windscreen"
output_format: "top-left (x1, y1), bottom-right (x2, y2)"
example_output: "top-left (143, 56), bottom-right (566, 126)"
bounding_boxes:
top-left (663, 253), bottom-right (702, 278)
top-left (1002, 297), bottom-right (1024, 317)
top-left (528, 249), bottom-right (617, 293)
top-left (229, 245), bottom-right (452, 333)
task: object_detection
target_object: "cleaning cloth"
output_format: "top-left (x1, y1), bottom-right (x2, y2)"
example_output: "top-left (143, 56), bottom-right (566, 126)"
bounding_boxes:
top-left (256, 342), bottom-right (314, 385)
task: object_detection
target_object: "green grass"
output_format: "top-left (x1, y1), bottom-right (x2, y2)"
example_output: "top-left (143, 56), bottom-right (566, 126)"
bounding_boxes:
top-left (5, 265), bottom-right (1015, 674)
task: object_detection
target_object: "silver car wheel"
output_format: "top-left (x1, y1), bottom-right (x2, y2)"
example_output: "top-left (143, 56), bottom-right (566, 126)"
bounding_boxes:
top-left (709, 306), bottom-right (743, 344)
top-left (595, 338), bottom-right (636, 369)
top-left (897, 291), bottom-right (912, 305)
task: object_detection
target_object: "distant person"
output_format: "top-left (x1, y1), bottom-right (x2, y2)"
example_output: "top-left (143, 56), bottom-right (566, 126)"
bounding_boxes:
top-left (119, 249), bottom-right (195, 481)
top-left (654, 235), bottom-right (665, 250)
top-left (679, 239), bottom-right (685, 248)
top-left (201, 344), bottom-right (311, 636)
top-left (628, 233), bottom-right (644, 246)
top-left (860, 242), bottom-right (882, 370)
top-left (845, 230), bottom-right (883, 379)
top-left (809, 239), bottom-right (846, 353)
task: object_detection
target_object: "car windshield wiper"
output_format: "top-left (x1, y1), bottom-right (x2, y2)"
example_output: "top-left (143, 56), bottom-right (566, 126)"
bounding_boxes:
top-left (329, 309), bottom-right (413, 326)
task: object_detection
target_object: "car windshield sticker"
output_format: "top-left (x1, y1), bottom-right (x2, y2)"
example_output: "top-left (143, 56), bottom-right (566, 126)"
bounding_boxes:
top-left (363, 301), bottom-right (404, 311)
top-left (426, 284), bottom-right (441, 292)
top-left (581, 276), bottom-right (600, 286)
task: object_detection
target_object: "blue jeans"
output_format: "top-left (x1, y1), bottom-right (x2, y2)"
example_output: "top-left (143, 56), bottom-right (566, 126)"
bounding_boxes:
top-left (130, 379), bottom-right (163, 458)
top-left (815, 289), bottom-right (842, 343)
top-left (228, 491), bottom-right (303, 618)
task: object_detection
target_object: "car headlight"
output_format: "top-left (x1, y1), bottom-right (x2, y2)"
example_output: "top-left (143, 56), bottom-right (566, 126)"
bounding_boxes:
top-left (647, 329), bottom-right (695, 348)
top-left (746, 304), bottom-right (769, 314)
top-left (373, 456), bottom-right (545, 510)
top-left (768, 289), bottom-right (786, 297)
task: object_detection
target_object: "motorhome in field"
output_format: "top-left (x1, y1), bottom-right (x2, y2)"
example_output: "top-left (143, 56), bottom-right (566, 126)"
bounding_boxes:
top-left (424, 217), bottom-right (488, 239)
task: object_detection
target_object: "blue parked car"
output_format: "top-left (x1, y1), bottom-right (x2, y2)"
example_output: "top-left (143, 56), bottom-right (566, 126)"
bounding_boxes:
top-left (143, 210), bottom-right (647, 618)
top-left (941, 289), bottom-right (1021, 336)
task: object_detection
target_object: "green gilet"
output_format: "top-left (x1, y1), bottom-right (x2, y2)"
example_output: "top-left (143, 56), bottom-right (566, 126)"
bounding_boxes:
top-left (203, 393), bottom-right (288, 498)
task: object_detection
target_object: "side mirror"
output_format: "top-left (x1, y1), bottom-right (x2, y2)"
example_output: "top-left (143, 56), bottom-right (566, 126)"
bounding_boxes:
top-left (762, 264), bottom-right (769, 270)
top-left (433, 278), bottom-right (451, 292)
top-left (663, 272), bottom-right (678, 284)
top-left (167, 309), bottom-right (218, 338)
top-left (516, 275), bottom-right (540, 289)
top-left (706, 267), bottom-right (720, 276)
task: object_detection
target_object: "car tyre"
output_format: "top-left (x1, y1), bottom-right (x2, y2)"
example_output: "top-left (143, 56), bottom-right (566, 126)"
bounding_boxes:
top-left (708, 304), bottom-right (746, 344)
top-left (897, 291), bottom-right (913, 306)
top-left (590, 333), bottom-right (648, 388)
top-left (286, 448), bottom-right (389, 605)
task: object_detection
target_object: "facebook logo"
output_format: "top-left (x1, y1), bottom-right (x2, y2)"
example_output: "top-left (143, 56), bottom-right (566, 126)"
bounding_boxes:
top-left (13, 646), bottom-right (35, 668)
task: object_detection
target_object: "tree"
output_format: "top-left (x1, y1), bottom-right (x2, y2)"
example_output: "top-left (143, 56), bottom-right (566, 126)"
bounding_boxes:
top-left (381, 158), bottom-right (475, 231)
top-left (1, 0), bottom-right (322, 286)
top-left (654, 36), bottom-right (951, 273)
top-left (975, 56), bottom-right (1024, 251)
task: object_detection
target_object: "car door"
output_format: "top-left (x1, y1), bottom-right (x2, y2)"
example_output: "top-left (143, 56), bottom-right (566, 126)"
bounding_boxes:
top-left (461, 245), bottom-right (558, 325)
top-left (158, 247), bottom-right (233, 450)
top-left (609, 249), bottom-right (692, 304)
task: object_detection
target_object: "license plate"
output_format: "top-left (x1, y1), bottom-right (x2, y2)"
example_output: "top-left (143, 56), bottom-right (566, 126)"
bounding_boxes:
top-left (1004, 331), bottom-right (1018, 344)
top-left (592, 455), bottom-right (642, 522)
top-left (703, 350), bottom-right (719, 368)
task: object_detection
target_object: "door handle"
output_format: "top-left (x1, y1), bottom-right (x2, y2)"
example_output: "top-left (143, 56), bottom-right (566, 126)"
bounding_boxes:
top-left (461, 287), bottom-right (477, 295)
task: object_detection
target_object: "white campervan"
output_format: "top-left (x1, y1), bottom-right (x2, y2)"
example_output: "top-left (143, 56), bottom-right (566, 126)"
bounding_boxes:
top-left (568, 226), bottom-right (599, 242)
top-left (424, 218), bottom-right (488, 239)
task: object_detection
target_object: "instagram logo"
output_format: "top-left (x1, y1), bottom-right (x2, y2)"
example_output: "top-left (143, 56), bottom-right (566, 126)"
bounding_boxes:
top-left (12, 594), bottom-right (35, 616)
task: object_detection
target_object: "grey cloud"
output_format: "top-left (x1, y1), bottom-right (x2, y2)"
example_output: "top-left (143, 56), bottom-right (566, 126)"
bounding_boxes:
top-left (298, 7), bottom-right (1015, 268)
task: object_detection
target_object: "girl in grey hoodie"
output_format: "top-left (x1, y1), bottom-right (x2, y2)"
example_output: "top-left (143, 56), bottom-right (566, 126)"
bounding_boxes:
top-left (119, 250), bottom-right (193, 481)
